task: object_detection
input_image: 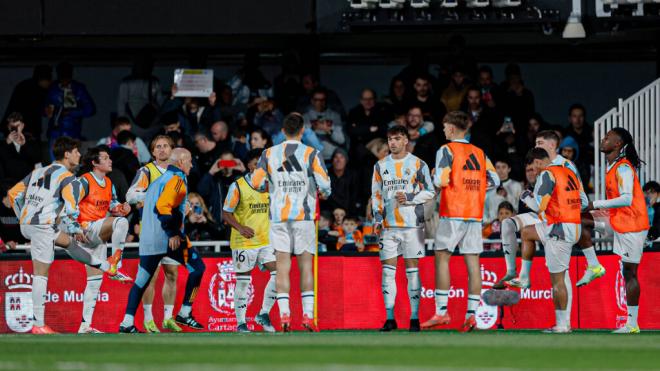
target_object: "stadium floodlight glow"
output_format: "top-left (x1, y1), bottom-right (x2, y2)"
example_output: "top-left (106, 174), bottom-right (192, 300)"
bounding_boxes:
top-left (492, 0), bottom-right (522, 7)
top-left (466, 0), bottom-right (490, 7)
top-left (410, 0), bottom-right (431, 8)
top-left (440, 0), bottom-right (459, 7)
top-left (379, 0), bottom-right (406, 8)
top-left (349, 0), bottom-right (378, 9)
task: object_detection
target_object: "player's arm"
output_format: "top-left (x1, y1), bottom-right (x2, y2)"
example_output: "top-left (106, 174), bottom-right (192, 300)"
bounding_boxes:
top-left (126, 168), bottom-right (150, 205)
top-left (7, 174), bottom-right (30, 216)
top-left (250, 150), bottom-right (269, 192)
top-left (311, 150), bottom-right (332, 200)
top-left (433, 145), bottom-right (453, 189)
top-left (371, 163), bottom-right (385, 226)
top-left (109, 184), bottom-right (130, 216)
top-left (592, 164), bottom-right (634, 210)
top-left (156, 175), bottom-right (187, 238)
top-left (403, 161), bottom-right (435, 205)
top-left (221, 182), bottom-right (254, 239)
top-left (60, 176), bottom-right (83, 234)
top-left (485, 156), bottom-right (501, 191)
top-left (520, 186), bottom-right (540, 213)
top-left (533, 170), bottom-right (555, 213)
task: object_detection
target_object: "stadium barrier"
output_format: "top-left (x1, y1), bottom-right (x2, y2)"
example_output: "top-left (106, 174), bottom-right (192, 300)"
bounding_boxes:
top-left (2, 252), bottom-right (659, 333)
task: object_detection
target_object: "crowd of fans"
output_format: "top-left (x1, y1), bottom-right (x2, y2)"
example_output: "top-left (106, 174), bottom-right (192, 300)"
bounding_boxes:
top-left (0, 59), bottom-right (657, 253)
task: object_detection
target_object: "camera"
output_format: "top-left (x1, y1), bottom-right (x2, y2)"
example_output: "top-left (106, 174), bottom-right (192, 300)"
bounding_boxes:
top-left (349, 0), bottom-right (378, 9)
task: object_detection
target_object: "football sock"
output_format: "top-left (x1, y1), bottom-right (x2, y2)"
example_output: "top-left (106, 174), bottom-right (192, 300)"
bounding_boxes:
top-left (382, 264), bottom-right (397, 320)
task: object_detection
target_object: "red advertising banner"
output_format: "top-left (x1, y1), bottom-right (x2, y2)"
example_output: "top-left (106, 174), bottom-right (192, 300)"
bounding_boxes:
top-left (1, 253), bottom-right (659, 333)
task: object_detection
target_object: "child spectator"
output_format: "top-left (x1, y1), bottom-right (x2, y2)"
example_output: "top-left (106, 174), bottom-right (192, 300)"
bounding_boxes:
top-left (333, 207), bottom-right (346, 231)
top-left (318, 210), bottom-right (339, 252)
top-left (483, 201), bottom-right (515, 251)
top-left (337, 216), bottom-right (364, 252)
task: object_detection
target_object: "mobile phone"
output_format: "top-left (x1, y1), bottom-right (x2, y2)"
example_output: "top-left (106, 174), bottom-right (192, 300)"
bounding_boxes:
top-left (218, 160), bottom-right (237, 168)
top-left (193, 205), bottom-right (202, 215)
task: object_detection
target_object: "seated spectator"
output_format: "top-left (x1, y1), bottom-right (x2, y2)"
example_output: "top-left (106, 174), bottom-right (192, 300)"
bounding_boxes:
top-left (383, 77), bottom-right (408, 116)
top-left (406, 106), bottom-right (439, 168)
top-left (476, 65), bottom-right (502, 110)
top-left (347, 88), bottom-right (388, 164)
top-left (333, 207), bottom-right (346, 231)
top-left (158, 111), bottom-right (194, 150)
top-left (324, 148), bottom-right (362, 215)
top-left (110, 130), bottom-right (141, 185)
top-left (97, 116), bottom-right (151, 164)
top-left (253, 98), bottom-right (284, 137)
top-left (407, 74), bottom-right (446, 124)
top-left (249, 127), bottom-right (272, 150)
top-left (318, 210), bottom-right (338, 252)
top-left (441, 66), bottom-right (469, 112)
top-left (0, 113), bottom-right (41, 185)
top-left (336, 216), bottom-right (364, 252)
top-left (484, 187), bottom-right (507, 224)
top-left (303, 87), bottom-right (344, 129)
top-left (495, 159), bottom-right (523, 211)
top-left (483, 201), bottom-right (515, 251)
top-left (386, 107), bottom-right (407, 129)
top-left (186, 192), bottom-right (224, 243)
top-left (311, 115), bottom-right (346, 162)
top-left (209, 120), bottom-right (233, 154)
top-left (643, 181), bottom-right (660, 241)
top-left (296, 72), bottom-right (345, 116)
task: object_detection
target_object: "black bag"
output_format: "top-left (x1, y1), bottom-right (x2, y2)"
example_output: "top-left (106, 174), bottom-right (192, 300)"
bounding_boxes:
top-left (127, 78), bottom-right (159, 129)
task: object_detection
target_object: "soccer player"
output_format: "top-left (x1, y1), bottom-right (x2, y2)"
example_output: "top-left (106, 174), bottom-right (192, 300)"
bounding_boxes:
top-left (126, 135), bottom-right (180, 332)
top-left (223, 148), bottom-right (277, 333)
top-left (508, 130), bottom-right (604, 288)
top-left (422, 111), bottom-right (499, 332)
top-left (7, 137), bottom-right (120, 334)
top-left (251, 113), bottom-right (331, 332)
top-left (522, 148), bottom-right (581, 333)
top-left (372, 125), bottom-right (435, 332)
top-left (119, 148), bottom-right (206, 333)
top-left (76, 146), bottom-right (133, 333)
top-left (591, 128), bottom-right (649, 334)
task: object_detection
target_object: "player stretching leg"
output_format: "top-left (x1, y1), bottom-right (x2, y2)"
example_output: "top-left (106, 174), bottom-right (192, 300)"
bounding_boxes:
top-left (126, 135), bottom-right (180, 333)
top-left (421, 112), bottom-right (499, 332)
top-left (76, 147), bottom-right (133, 333)
top-left (372, 125), bottom-right (434, 332)
top-left (591, 128), bottom-right (649, 334)
top-left (223, 149), bottom-right (278, 333)
top-left (7, 137), bottom-right (120, 334)
top-left (119, 149), bottom-right (206, 333)
top-left (251, 113), bottom-right (331, 332)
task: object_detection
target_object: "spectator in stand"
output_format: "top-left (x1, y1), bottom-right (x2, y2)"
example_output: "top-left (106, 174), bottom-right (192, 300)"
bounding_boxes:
top-left (303, 88), bottom-right (344, 130)
top-left (494, 116), bottom-right (526, 181)
top-left (158, 110), bottom-right (194, 150)
top-left (116, 55), bottom-right (163, 138)
top-left (324, 148), bottom-right (362, 216)
top-left (336, 216), bottom-right (364, 252)
top-left (311, 115), bottom-right (346, 163)
top-left (441, 66), bottom-right (469, 112)
top-left (495, 159), bottom-right (523, 211)
top-left (462, 87), bottom-right (500, 159)
top-left (524, 113), bottom-right (545, 152)
top-left (109, 130), bottom-right (141, 186)
top-left (97, 116), bottom-right (151, 164)
top-left (406, 106), bottom-right (438, 167)
top-left (643, 181), bottom-right (660, 241)
top-left (500, 63), bottom-right (535, 133)
top-left (197, 150), bottom-right (246, 224)
top-left (252, 98), bottom-right (283, 137)
top-left (408, 74), bottom-right (446, 124)
top-left (44, 62), bottom-right (95, 153)
top-left (518, 162), bottom-right (538, 214)
top-left (3, 65), bottom-right (51, 140)
top-left (0, 113), bottom-right (41, 185)
top-left (193, 131), bottom-right (226, 175)
top-left (559, 135), bottom-right (590, 189)
top-left (318, 210), bottom-right (338, 252)
top-left (383, 77), bottom-right (408, 117)
top-left (562, 104), bottom-right (593, 182)
top-left (215, 84), bottom-right (244, 124)
top-left (296, 72), bottom-right (345, 116)
top-left (249, 127), bottom-right (272, 150)
top-left (476, 65), bottom-right (502, 111)
top-left (482, 201), bottom-right (515, 251)
top-left (347, 88), bottom-right (388, 166)
top-left (333, 207), bottom-right (346, 231)
top-left (186, 192), bottom-right (224, 243)
top-left (209, 120), bottom-right (233, 154)
top-left (231, 127), bottom-right (249, 161)
top-left (227, 52), bottom-right (274, 106)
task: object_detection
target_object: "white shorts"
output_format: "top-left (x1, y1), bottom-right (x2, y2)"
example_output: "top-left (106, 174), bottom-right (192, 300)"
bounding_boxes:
top-left (20, 225), bottom-right (57, 264)
top-left (232, 246), bottom-right (276, 273)
top-left (515, 212), bottom-right (541, 229)
top-left (434, 219), bottom-right (483, 255)
top-left (270, 221), bottom-right (316, 255)
top-left (81, 219), bottom-right (106, 249)
top-left (536, 223), bottom-right (575, 274)
top-left (161, 256), bottom-right (180, 266)
top-left (379, 228), bottom-right (425, 261)
top-left (613, 230), bottom-right (648, 264)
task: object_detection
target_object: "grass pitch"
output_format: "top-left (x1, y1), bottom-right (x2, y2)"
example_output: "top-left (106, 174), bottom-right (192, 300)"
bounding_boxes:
top-left (0, 331), bottom-right (659, 370)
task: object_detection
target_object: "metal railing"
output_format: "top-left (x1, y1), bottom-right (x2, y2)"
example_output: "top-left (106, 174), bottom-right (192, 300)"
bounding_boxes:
top-left (594, 78), bottom-right (660, 201)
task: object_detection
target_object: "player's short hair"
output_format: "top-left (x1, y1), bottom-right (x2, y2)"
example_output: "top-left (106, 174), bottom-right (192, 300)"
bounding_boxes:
top-left (526, 147), bottom-right (549, 162)
top-left (80, 146), bottom-right (109, 174)
top-left (443, 111), bottom-right (469, 131)
top-left (535, 130), bottom-right (560, 145)
top-left (282, 113), bottom-right (304, 137)
top-left (245, 148), bottom-right (264, 164)
top-left (643, 181), bottom-right (660, 193)
top-left (497, 201), bottom-right (515, 213)
top-left (386, 125), bottom-right (409, 139)
top-left (52, 136), bottom-right (80, 161)
top-left (112, 116), bottom-right (131, 130)
top-left (117, 130), bottom-right (136, 146)
top-left (149, 135), bottom-right (175, 153)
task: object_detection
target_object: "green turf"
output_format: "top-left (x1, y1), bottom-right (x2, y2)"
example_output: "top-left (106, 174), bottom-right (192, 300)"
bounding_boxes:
top-left (0, 331), bottom-right (659, 370)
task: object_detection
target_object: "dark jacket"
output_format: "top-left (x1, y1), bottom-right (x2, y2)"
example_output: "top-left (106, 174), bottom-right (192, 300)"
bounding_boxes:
top-left (45, 80), bottom-right (95, 139)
